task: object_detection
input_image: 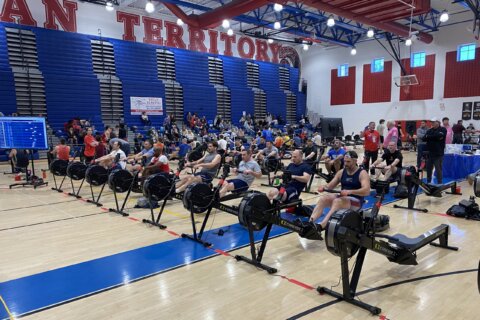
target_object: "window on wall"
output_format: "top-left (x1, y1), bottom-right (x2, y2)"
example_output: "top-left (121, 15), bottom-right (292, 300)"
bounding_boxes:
top-left (411, 52), bottom-right (426, 67)
top-left (457, 43), bottom-right (476, 61)
top-left (371, 58), bottom-right (384, 72)
top-left (338, 64), bottom-right (349, 77)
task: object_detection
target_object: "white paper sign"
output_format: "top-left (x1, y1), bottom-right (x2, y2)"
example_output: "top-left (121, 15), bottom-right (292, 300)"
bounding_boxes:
top-left (130, 97), bottom-right (163, 115)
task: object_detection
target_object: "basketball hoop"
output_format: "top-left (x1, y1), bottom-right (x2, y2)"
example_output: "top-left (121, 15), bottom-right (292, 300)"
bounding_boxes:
top-left (394, 74), bottom-right (419, 87)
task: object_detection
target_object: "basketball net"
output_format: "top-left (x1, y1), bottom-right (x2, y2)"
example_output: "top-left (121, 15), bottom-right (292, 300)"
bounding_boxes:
top-left (402, 85), bottom-right (411, 95)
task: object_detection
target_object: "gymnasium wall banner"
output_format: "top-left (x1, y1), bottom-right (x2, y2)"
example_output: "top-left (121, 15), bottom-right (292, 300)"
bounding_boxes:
top-left (462, 102), bottom-right (473, 120)
top-left (0, 0), bottom-right (300, 67)
top-left (130, 97), bottom-right (163, 116)
top-left (473, 102), bottom-right (480, 121)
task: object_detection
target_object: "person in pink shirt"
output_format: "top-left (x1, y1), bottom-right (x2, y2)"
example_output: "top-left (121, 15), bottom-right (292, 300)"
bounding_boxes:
top-left (383, 120), bottom-right (398, 148)
top-left (442, 117), bottom-right (453, 144)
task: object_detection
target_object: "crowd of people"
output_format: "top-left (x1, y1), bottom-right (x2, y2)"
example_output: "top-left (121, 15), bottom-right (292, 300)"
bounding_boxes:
top-left (41, 112), bottom-right (480, 232)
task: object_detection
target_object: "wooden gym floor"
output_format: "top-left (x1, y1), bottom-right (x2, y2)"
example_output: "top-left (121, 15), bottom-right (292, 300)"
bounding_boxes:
top-left (0, 150), bottom-right (478, 320)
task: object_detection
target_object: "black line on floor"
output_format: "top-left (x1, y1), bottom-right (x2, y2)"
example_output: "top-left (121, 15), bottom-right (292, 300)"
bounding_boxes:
top-left (0, 199), bottom-right (79, 213)
top-left (287, 268), bottom-right (477, 319)
top-left (0, 212), bottom-right (105, 232)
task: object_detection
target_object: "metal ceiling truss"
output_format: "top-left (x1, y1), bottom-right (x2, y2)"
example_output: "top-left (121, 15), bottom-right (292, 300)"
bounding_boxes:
top-left (78, 1), bottom-right (456, 48)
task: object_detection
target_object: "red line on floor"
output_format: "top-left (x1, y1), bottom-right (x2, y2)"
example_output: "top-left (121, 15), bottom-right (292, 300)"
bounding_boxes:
top-left (280, 275), bottom-right (315, 290)
top-left (214, 249), bottom-right (232, 257)
top-left (166, 230), bottom-right (180, 237)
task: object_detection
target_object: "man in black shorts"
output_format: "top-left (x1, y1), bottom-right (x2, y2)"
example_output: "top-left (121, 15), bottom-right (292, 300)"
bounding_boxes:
top-left (176, 141), bottom-right (221, 193)
top-left (267, 150), bottom-right (312, 203)
top-left (371, 141), bottom-right (403, 181)
top-left (219, 149), bottom-right (262, 198)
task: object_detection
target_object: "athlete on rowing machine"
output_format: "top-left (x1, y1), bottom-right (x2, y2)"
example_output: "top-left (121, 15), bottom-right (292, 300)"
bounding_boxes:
top-left (309, 150), bottom-right (371, 229)
top-left (266, 150), bottom-right (312, 203)
top-left (94, 141), bottom-right (127, 170)
top-left (219, 149), bottom-right (262, 198)
top-left (175, 141), bottom-right (221, 194)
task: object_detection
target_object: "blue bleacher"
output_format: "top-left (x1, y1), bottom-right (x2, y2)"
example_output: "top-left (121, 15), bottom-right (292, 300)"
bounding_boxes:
top-left (259, 62), bottom-right (287, 121)
top-left (0, 22), bottom-right (305, 135)
top-left (0, 25), bottom-right (21, 116)
top-left (222, 56), bottom-right (254, 123)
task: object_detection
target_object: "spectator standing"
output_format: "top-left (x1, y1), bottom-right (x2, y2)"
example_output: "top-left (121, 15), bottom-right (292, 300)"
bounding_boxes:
top-left (423, 118), bottom-right (447, 184)
top-left (415, 121), bottom-right (428, 169)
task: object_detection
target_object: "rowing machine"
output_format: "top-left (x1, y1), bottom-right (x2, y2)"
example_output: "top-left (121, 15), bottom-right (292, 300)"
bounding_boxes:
top-left (317, 187), bottom-right (458, 315)
top-left (393, 166), bottom-right (461, 212)
top-left (181, 164), bottom-right (255, 247)
top-left (142, 159), bottom-right (186, 229)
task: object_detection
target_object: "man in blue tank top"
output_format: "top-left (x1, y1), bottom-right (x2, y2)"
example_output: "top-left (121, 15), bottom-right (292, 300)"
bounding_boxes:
top-left (310, 151), bottom-right (370, 229)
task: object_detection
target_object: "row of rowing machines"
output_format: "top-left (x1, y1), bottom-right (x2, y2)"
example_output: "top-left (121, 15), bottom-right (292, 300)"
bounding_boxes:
top-left (48, 158), bottom-right (460, 315)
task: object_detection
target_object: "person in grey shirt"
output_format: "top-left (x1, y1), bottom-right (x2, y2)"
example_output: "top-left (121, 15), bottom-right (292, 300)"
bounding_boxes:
top-left (219, 149), bottom-right (262, 198)
top-left (176, 141), bottom-right (221, 194)
top-left (415, 120), bottom-right (428, 169)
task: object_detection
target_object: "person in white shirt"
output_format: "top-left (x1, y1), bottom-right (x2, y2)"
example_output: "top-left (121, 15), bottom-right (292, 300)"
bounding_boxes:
top-left (94, 141), bottom-right (127, 169)
top-left (217, 134), bottom-right (228, 156)
top-left (313, 132), bottom-right (322, 147)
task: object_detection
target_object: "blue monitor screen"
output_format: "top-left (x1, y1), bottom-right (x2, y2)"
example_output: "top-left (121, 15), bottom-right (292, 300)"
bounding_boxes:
top-left (0, 117), bottom-right (48, 150)
top-left (463, 144), bottom-right (473, 151)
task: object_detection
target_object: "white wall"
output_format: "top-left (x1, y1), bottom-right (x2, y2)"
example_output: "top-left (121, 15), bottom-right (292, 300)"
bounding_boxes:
top-left (301, 21), bottom-right (480, 133)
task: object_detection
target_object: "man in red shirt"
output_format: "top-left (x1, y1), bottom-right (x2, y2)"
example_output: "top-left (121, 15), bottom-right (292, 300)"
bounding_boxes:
top-left (83, 128), bottom-right (98, 163)
top-left (360, 121), bottom-right (380, 170)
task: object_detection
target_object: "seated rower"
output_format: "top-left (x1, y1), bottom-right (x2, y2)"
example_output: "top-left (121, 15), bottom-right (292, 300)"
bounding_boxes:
top-left (219, 149), bottom-right (262, 198)
top-left (321, 139), bottom-right (346, 176)
top-left (371, 141), bottom-right (403, 181)
top-left (309, 151), bottom-right (370, 229)
top-left (175, 141), bottom-right (221, 194)
top-left (266, 150), bottom-right (312, 203)
top-left (94, 141), bottom-right (127, 170)
top-left (142, 146), bottom-right (170, 179)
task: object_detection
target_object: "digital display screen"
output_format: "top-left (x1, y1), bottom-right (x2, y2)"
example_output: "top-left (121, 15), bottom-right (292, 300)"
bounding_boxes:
top-left (0, 117), bottom-right (48, 150)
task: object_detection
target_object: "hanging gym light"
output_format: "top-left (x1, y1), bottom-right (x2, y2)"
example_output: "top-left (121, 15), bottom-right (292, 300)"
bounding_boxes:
top-left (176, 18), bottom-right (184, 26)
top-left (222, 19), bottom-right (230, 29)
top-left (268, 38), bottom-right (274, 44)
top-left (274, 21), bottom-right (281, 30)
top-left (274, 3), bottom-right (283, 12)
top-left (350, 47), bottom-right (357, 55)
top-left (303, 44), bottom-right (309, 51)
top-left (227, 28), bottom-right (234, 36)
top-left (145, 0), bottom-right (155, 13)
top-left (367, 29), bottom-right (374, 38)
top-left (439, 11), bottom-right (449, 23)
top-left (327, 16), bottom-right (335, 27)
top-left (105, 1), bottom-right (114, 11)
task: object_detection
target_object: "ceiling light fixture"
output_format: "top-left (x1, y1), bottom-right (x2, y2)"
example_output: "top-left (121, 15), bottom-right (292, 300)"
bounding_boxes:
top-left (350, 47), bottom-right (357, 55)
top-left (274, 21), bottom-right (281, 30)
top-left (105, 1), bottom-right (114, 12)
top-left (327, 16), bottom-right (335, 27)
top-left (303, 44), bottom-right (309, 51)
top-left (227, 28), bottom-right (234, 36)
top-left (176, 18), bottom-right (184, 26)
top-left (222, 19), bottom-right (230, 29)
top-left (439, 11), bottom-right (449, 23)
top-left (268, 38), bottom-right (274, 44)
top-left (273, 3), bottom-right (283, 12)
top-left (367, 28), bottom-right (374, 38)
top-left (145, 1), bottom-right (155, 13)
top-left (405, 38), bottom-right (412, 46)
